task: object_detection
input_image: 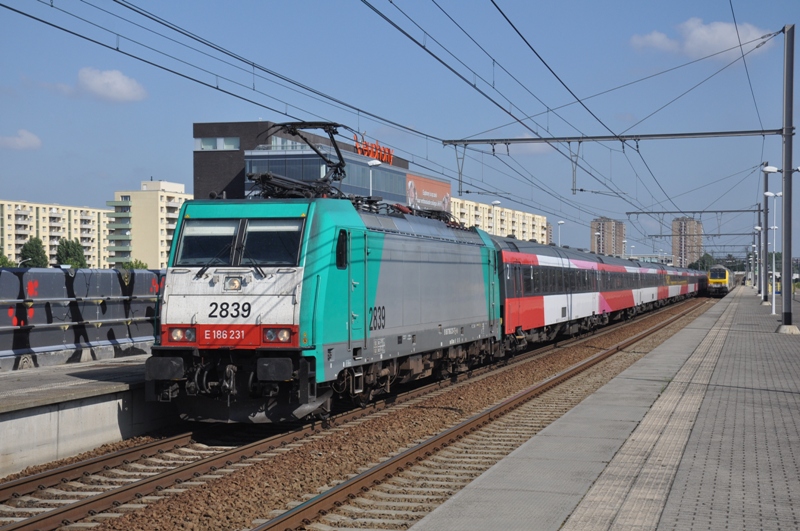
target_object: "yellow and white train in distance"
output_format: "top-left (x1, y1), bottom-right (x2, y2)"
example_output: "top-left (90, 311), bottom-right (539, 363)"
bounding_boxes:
top-left (707, 265), bottom-right (736, 297)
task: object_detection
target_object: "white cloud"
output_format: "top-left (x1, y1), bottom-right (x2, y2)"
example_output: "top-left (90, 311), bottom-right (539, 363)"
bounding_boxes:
top-left (0, 129), bottom-right (42, 150)
top-left (631, 31), bottom-right (680, 53)
top-left (632, 18), bottom-right (773, 60)
top-left (77, 67), bottom-right (147, 102)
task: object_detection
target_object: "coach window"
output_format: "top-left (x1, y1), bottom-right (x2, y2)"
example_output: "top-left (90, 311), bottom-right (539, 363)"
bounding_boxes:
top-left (523, 266), bottom-right (533, 295)
top-left (336, 229), bottom-right (348, 269)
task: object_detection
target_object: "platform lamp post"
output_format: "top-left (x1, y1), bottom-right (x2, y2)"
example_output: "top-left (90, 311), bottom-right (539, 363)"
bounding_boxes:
top-left (751, 244), bottom-right (757, 288)
top-left (557, 220), bottom-right (564, 246)
top-left (765, 191), bottom-right (783, 315)
top-left (755, 226), bottom-right (764, 299)
top-left (17, 258), bottom-right (30, 268)
top-left (630, 245), bottom-right (635, 259)
top-left (594, 231), bottom-right (601, 254)
top-left (367, 159), bottom-right (381, 197)
top-left (622, 239), bottom-right (627, 258)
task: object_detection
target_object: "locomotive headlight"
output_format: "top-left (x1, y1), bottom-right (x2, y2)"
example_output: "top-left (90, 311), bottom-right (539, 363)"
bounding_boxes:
top-left (224, 276), bottom-right (242, 291)
top-left (170, 327), bottom-right (196, 342)
top-left (263, 328), bottom-right (292, 343)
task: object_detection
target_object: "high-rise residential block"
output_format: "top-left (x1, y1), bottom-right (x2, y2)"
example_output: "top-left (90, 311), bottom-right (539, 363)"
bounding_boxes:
top-left (590, 217), bottom-right (626, 256)
top-left (106, 181), bottom-right (192, 269)
top-left (672, 217), bottom-right (703, 267)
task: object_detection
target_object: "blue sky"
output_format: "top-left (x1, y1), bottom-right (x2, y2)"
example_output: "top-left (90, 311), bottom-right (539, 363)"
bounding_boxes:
top-left (1, 0), bottom-right (797, 258)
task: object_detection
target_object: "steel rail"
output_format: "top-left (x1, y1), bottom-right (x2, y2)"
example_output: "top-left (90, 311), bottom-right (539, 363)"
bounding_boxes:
top-left (0, 433), bottom-right (194, 503)
top-left (252, 299), bottom-right (705, 531)
top-left (0, 297), bottom-right (703, 531)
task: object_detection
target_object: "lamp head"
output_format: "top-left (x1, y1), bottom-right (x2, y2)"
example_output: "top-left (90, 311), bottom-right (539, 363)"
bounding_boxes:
top-left (765, 191), bottom-right (775, 198)
top-left (367, 160), bottom-right (382, 167)
top-left (763, 165), bottom-right (779, 173)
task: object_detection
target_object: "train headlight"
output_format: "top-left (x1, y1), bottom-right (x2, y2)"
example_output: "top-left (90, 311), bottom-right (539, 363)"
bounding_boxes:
top-left (170, 327), bottom-right (196, 342)
top-left (263, 328), bottom-right (291, 343)
top-left (224, 276), bottom-right (242, 291)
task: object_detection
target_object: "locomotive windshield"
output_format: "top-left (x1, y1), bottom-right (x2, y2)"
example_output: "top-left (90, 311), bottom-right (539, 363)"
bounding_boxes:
top-left (241, 219), bottom-right (303, 266)
top-left (175, 219), bottom-right (237, 266)
top-left (709, 268), bottom-right (727, 279)
top-left (174, 218), bottom-right (304, 268)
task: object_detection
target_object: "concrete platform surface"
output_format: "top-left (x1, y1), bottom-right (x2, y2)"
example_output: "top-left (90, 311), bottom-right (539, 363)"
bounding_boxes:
top-left (0, 352), bottom-right (178, 478)
top-left (0, 354), bottom-right (151, 414)
top-left (411, 288), bottom-right (800, 531)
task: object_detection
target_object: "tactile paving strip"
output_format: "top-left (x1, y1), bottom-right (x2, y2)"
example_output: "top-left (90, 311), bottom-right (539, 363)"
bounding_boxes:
top-left (561, 289), bottom-right (741, 530)
top-left (657, 293), bottom-right (800, 531)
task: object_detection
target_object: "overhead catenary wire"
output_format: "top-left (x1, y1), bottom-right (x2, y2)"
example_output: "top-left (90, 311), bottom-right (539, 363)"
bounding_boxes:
top-left (3, 1), bottom-right (773, 255)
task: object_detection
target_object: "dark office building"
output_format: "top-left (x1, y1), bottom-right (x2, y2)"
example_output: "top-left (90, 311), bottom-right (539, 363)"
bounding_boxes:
top-left (193, 121), bottom-right (449, 201)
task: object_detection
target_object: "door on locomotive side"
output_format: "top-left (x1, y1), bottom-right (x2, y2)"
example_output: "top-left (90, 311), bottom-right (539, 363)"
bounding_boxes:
top-left (348, 229), bottom-right (368, 355)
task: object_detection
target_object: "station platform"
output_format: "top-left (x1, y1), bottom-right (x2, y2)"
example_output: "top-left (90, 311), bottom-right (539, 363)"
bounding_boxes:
top-left (411, 287), bottom-right (800, 530)
top-left (0, 353), bottom-right (176, 478)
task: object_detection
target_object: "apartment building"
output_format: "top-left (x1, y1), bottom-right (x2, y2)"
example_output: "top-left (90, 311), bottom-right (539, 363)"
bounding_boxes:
top-left (106, 180), bottom-right (192, 269)
top-left (450, 198), bottom-right (548, 243)
top-left (590, 217), bottom-right (626, 256)
top-left (0, 200), bottom-right (111, 267)
top-left (672, 217), bottom-right (703, 268)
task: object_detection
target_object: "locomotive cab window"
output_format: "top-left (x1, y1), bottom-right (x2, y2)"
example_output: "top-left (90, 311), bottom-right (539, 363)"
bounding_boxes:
top-left (174, 219), bottom-right (238, 266)
top-left (336, 229), bottom-right (348, 269)
top-left (241, 219), bottom-right (304, 266)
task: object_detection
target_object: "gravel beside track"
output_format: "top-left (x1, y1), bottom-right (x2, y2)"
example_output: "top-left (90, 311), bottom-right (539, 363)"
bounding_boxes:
top-left (0, 437), bottom-right (159, 485)
top-left (86, 298), bottom-right (712, 531)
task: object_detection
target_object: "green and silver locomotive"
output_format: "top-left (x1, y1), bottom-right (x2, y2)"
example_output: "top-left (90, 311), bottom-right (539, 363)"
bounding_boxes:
top-left (146, 124), bottom-right (502, 422)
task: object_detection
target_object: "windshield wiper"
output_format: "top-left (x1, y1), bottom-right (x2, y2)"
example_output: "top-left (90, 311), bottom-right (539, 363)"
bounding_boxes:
top-left (237, 244), bottom-right (266, 278)
top-left (194, 243), bottom-right (233, 279)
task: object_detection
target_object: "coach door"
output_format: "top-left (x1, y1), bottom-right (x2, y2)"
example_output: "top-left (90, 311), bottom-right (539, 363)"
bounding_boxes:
top-left (348, 230), bottom-right (368, 355)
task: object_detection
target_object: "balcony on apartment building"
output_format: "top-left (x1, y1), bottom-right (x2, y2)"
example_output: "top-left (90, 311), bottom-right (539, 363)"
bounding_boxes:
top-left (108, 220), bottom-right (133, 230)
top-left (107, 243), bottom-right (133, 252)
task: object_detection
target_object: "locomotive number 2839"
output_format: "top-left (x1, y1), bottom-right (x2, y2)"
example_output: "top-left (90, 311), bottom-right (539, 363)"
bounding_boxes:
top-left (208, 301), bottom-right (252, 319)
top-left (368, 306), bottom-right (386, 331)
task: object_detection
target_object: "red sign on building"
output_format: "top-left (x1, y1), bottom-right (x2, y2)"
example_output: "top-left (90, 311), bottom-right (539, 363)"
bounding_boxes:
top-left (353, 135), bottom-right (394, 165)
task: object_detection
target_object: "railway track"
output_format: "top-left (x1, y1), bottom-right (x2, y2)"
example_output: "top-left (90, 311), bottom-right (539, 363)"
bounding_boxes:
top-left (0, 297), bottom-right (708, 531)
top-left (254, 298), bottom-right (709, 531)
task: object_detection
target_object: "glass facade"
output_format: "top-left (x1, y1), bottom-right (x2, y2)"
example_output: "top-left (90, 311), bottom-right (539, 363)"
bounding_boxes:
top-left (244, 147), bottom-right (425, 205)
